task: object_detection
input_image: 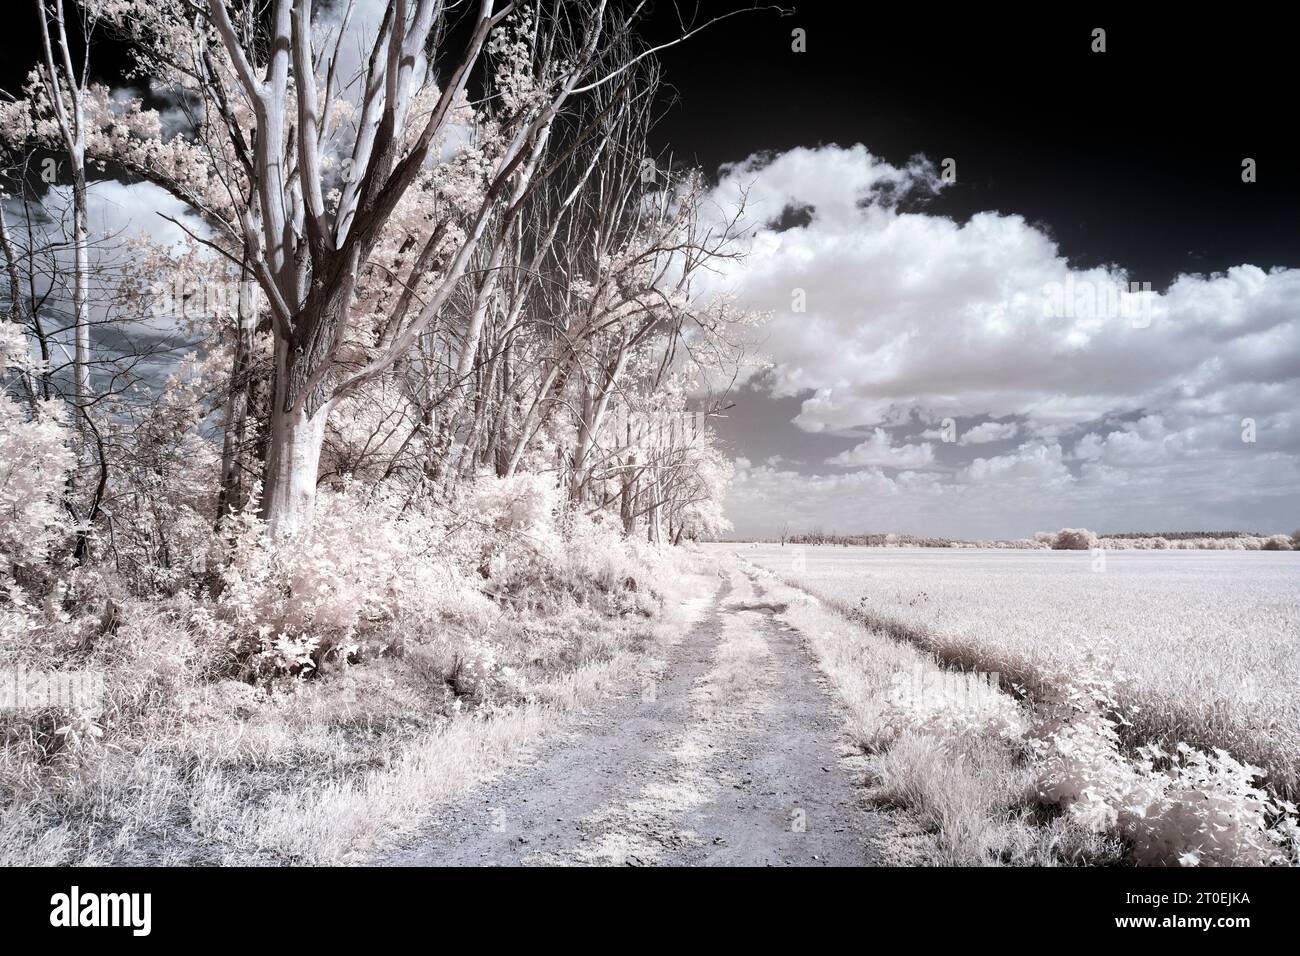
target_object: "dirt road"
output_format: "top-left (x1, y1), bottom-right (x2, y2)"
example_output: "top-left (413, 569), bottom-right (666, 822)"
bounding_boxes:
top-left (385, 560), bottom-right (887, 866)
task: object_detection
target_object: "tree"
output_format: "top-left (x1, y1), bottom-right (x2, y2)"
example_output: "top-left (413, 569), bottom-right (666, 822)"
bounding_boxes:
top-left (34, 0), bottom-right (94, 411)
top-left (3, 0), bottom-right (766, 551)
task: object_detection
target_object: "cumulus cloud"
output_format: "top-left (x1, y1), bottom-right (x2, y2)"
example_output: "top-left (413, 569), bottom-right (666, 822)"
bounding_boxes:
top-left (825, 427), bottom-right (934, 469)
top-left (958, 441), bottom-right (1071, 485)
top-left (708, 144), bottom-right (1299, 435)
top-left (958, 420), bottom-right (1020, 445)
top-left (705, 144), bottom-right (1300, 535)
top-left (727, 443), bottom-right (1298, 539)
top-left (1071, 415), bottom-right (1186, 465)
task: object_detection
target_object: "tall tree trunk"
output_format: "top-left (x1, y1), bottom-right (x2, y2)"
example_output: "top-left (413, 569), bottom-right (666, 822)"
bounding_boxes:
top-left (37, 0), bottom-right (91, 409)
top-left (258, 285), bottom-right (346, 538)
top-left (216, 269), bottom-right (258, 523)
top-left (260, 403), bottom-right (327, 538)
top-left (620, 448), bottom-right (636, 533)
top-left (570, 385), bottom-right (595, 502)
top-left (70, 161), bottom-right (90, 407)
top-left (645, 467), bottom-right (661, 545)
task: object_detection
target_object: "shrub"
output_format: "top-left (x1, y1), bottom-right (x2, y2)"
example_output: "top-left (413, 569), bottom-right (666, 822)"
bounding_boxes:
top-left (881, 666), bottom-right (1026, 742)
top-left (1121, 744), bottom-right (1299, 866)
top-left (1050, 528), bottom-right (1098, 550)
top-left (1029, 670), bottom-right (1136, 831)
top-left (468, 472), bottom-right (565, 585)
top-left (1030, 667), bottom-right (1299, 866)
top-left (0, 400), bottom-right (75, 583)
top-left (557, 509), bottom-right (664, 612)
top-left (465, 475), bottom-right (665, 617)
top-left (1, 321), bottom-right (76, 584)
top-left (1262, 535), bottom-right (1294, 552)
top-left (217, 490), bottom-right (493, 679)
top-left (99, 360), bottom-right (223, 594)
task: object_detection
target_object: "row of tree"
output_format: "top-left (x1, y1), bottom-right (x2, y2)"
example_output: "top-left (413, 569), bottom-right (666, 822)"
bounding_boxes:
top-left (1, 0), bottom-right (756, 578)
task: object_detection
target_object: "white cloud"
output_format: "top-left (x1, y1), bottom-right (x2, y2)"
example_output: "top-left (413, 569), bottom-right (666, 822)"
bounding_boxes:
top-left (726, 443), bottom-right (1298, 539)
top-left (826, 427), bottom-right (934, 469)
top-left (82, 179), bottom-right (200, 247)
top-left (1071, 415), bottom-right (1187, 466)
top-left (705, 144), bottom-right (1300, 536)
top-left (958, 420), bottom-right (1020, 445)
top-left (958, 441), bottom-right (1071, 485)
top-left (5, 178), bottom-right (210, 382)
top-left (707, 145), bottom-right (1300, 438)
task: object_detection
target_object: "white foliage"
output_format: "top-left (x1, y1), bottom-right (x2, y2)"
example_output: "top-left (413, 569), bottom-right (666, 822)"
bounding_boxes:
top-left (0, 354), bottom-right (75, 573)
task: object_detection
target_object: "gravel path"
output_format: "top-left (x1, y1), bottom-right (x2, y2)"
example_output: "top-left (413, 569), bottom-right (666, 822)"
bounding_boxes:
top-left (384, 560), bottom-right (888, 866)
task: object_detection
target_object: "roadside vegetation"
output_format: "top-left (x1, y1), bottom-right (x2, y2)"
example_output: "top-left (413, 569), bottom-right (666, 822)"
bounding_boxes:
top-left (0, 476), bottom-right (719, 865)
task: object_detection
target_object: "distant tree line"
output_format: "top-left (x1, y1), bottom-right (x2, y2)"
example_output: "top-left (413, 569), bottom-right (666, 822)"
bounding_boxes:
top-left (761, 527), bottom-right (1300, 551)
top-left (1100, 530), bottom-right (1264, 540)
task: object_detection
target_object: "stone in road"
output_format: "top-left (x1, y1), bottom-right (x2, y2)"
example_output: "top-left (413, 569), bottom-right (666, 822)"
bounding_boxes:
top-left (385, 560), bottom-right (888, 866)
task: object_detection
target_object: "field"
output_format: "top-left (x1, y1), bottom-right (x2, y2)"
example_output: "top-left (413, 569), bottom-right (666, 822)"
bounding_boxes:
top-left (726, 545), bottom-right (1300, 799)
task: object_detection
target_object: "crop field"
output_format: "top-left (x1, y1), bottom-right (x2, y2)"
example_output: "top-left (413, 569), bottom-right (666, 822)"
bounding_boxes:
top-left (726, 545), bottom-right (1300, 798)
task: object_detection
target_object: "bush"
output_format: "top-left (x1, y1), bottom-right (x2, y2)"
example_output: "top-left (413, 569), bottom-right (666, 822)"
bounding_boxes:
top-left (213, 476), bottom-right (667, 682)
top-left (1122, 744), bottom-right (1299, 866)
top-left (1031, 665), bottom-right (1299, 866)
top-left (99, 359), bottom-right (223, 594)
top-left (468, 472), bottom-right (565, 583)
top-left (1262, 535), bottom-right (1294, 552)
top-left (466, 475), bottom-right (665, 617)
top-left (1, 322), bottom-right (76, 587)
top-left (217, 490), bottom-right (493, 679)
top-left (0, 415), bottom-right (75, 588)
top-left (1050, 528), bottom-right (1098, 551)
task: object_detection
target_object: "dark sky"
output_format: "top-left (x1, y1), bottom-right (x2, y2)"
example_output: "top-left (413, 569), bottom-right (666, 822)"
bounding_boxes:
top-left (647, 4), bottom-right (1299, 285)
top-left (4, 4), bottom-right (1291, 282)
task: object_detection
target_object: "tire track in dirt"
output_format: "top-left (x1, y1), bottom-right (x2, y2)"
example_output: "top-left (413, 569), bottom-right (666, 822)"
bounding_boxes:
top-left (384, 561), bottom-right (888, 866)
